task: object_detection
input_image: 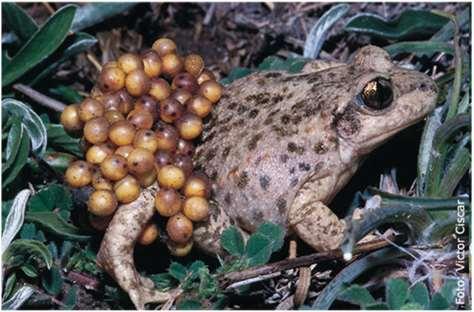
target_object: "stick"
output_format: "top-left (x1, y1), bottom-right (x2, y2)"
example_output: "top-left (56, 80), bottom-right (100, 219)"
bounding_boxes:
top-left (13, 84), bottom-right (66, 112)
top-left (219, 234), bottom-right (396, 289)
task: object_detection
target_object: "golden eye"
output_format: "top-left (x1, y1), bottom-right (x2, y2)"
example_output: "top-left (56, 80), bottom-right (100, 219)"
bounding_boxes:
top-left (358, 78), bottom-right (393, 110)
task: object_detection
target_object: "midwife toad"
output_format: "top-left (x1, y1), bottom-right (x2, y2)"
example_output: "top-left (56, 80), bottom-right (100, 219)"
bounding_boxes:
top-left (193, 45), bottom-right (438, 254)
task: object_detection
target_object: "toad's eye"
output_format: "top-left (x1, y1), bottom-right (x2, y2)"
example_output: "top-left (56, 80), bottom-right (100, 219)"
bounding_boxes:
top-left (358, 78), bottom-right (393, 110)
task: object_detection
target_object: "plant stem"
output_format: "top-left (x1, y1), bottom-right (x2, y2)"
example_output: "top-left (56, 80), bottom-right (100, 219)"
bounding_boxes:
top-left (13, 84), bottom-right (66, 112)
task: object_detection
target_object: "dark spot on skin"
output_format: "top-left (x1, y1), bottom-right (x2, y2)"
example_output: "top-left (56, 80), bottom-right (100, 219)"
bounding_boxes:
top-left (259, 175), bottom-right (271, 191)
top-left (291, 99), bottom-right (308, 112)
top-left (281, 114), bottom-right (291, 124)
top-left (298, 163), bottom-right (311, 171)
top-left (210, 170), bottom-right (218, 181)
top-left (221, 115), bottom-right (233, 124)
top-left (236, 171), bottom-right (249, 189)
top-left (272, 125), bottom-right (287, 137)
top-left (287, 142), bottom-right (305, 154)
top-left (286, 92), bottom-right (294, 99)
top-left (222, 146), bottom-right (231, 158)
top-left (291, 115), bottom-right (302, 125)
top-left (271, 94), bottom-right (284, 104)
top-left (206, 130), bottom-right (216, 142)
top-left (237, 105), bottom-right (248, 114)
top-left (233, 119), bottom-right (245, 127)
top-left (289, 167), bottom-right (295, 174)
top-left (248, 109), bottom-right (259, 119)
top-left (205, 147), bottom-right (217, 161)
top-left (280, 154), bottom-right (289, 163)
top-left (333, 106), bottom-right (361, 137)
top-left (265, 72), bottom-right (282, 78)
top-left (245, 92), bottom-right (271, 106)
top-left (282, 86), bottom-right (288, 93)
top-left (228, 102), bottom-right (238, 110)
top-left (221, 93), bottom-right (230, 100)
top-left (248, 132), bottom-right (263, 151)
top-left (257, 79), bottom-right (266, 86)
top-left (290, 178), bottom-right (298, 187)
top-left (224, 192), bottom-right (232, 205)
top-left (252, 209), bottom-right (264, 222)
top-left (263, 116), bottom-right (273, 125)
top-left (313, 141), bottom-right (329, 154)
top-left (276, 196), bottom-right (287, 214)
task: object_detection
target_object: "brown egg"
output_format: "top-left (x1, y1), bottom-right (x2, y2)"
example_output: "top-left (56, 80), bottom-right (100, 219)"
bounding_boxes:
top-left (83, 117), bottom-right (109, 144)
top-left (176, 139), bottom-right (195, 157)
top-left (173, 154), bottom-right (193, 178)
top-left (118, 53), bottom-right (144, 74)
top-left (91, 170), bottom-right (113, 191)
top-left (127, 148), bottom-right (155, 175)
top-left (127, 109), bottom-right (154, 130)
top-left (142, 50), bottom-right (162, 78)
top-left (125, 69), bottom-right (151, 97)
top-left (183, 196), bottom-right (209, 222)
top-left (136, 170), bottom-right (157, 187)
top-left (167, 240), bottom-right (193, 257)
top-left (171, 72), bottom-right (198, 93)
top-left (154, 150), bottom-right (174, 171)
top-left (99, 66), bottom-right (126, 92)
top-left (116, 89), bottom-right (134, 115)
top-left (100, 155), bottom-right (128, 181)
top-left (137, 223), bottom-right (159, 245)
top-left (184, 54), bottom-right (204, 77)
top-left (133, 129), bottom-right (159, 153)
top-left (65, 161), bottom-right (92, 187)
top-left (100, 92), bottom-right (121, 111)
top-left (175, 113), bottom-right (203, 140)
top-left (161, 53), bottom-right (183, 78)
top-left (160, 98), bottom-right (184, 123)
top-left (88, 190), bottom-right (117, 217)
top-left (114, 175), bottom-right (141, 203)
top-left (199, 80), bottom-right (223, 103)
top-left (149, 78), bottom-right (171, 101)
top-left (155, 122), bottom-right (179, 152)
top-left (86, 143), bottom-right (114, 164)
top-left (185, 95), bottom-right (213, 118)
top-left (108, 120), bottom-right (136, 146)
top-left (170, 88), bottom-right (193, 105)
top-left (155, 188), bottom-right (182, 217)
top-left (158, 165), bottom-right (186, 189)
top-left (196, 69), bottom-right (216, 85)
top-left (60, 104), bottom-right (83, 132)
top-left (114, 145), bottom-right (134, 159)
top-left (152, 38), bottom-right (177, 56)
top-left (166, 213), bottom-right (193, 244)
top-left (79, 98), bottom-right (104, 122)
top-left (134, 95), bottom-right (158, 120)
top-left (183, 173), bottom-right (211, 198)
top-left (104, 110), bottom-right (125, 124)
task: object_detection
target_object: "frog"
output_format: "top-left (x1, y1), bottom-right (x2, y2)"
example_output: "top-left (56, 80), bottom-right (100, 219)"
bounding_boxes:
top-left (192, 45), bottom-right (438, 254)
top-left (96, 45), bottom-right (438, 309)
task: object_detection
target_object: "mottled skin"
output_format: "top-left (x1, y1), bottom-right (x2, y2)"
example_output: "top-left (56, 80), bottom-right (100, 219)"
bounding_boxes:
top-left (97, 46), bottom-right (438, 308)
top-left (193, 46), bottom-right (437, 254)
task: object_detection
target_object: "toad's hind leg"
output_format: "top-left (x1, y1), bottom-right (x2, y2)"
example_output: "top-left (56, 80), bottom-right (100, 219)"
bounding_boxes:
top-left (289, 199), bottom-right (345, 252)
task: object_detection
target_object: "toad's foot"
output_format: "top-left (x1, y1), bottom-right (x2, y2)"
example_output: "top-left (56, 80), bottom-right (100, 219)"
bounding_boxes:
top-left (97, 183), bottom-right (172, 309)
top-left (289, 199), bottom-right (345, 252)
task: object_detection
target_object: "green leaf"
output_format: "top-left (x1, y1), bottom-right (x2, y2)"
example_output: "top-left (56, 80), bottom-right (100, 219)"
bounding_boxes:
top-left (41, 151), bottom-right (76, 174)
top-left (189, 261), bottom-right (206, 278)
top-left (337, 285), bottom-right (376, 308)
top-left (49, 85), bottom-right (84, 104)
top-left (168, 262), bottom-right (187, 282)
top-left (385, 41), bottom-right (454, 57)
top-left (409, 282), bottom-right (430, 308)
top-left (2, 5), bottom-right (77, 87)
top-left (21, 263), bottom-right (38, 277)
top-left (221, 67), bottom-right (253, 85)
top-left (245, 233), bottom-right (272, 266)
top-left (303, 4), bottom-right (349, 58)
top-left (431, 7), bottom-right (470, 42)
top-left (149, 273), bottom-right (177, 290)
top-left (3, 127), bottom-right (30, 187)
top-left (2, 286), bottom-right (35, 310)
top-left (400, 302), bottom-right (424, 310)
top-left (28, 32), bottom-right (97, 86)
top-left (71, 3), bottom-right (138, 32)
top-left (345, 10), bottom-right (449, 40)
top-left (429, 292), bottom-right (450, 309)
top-left (386, 278), bottom-right (410, 309)
top-left (255, 222), bottom-right (285, 253)
top-left (42, 265), bottom-right (63, 296)
top-left (440, 279), bottom-right (458, 306)
top-left (25, 211), bottom-right (91, 241)
top-left (62, 285), bottom-right (78, 309)
top-left (3, 117), bottom-right (23, 173)
top-left (3, 98), bottom-right (48, 156)
top-left (3, 239), bottom-right (53, 269)
top-left (177, 298), bottom-right (202, 310)
top-left (28, 184), bottom-right (72, 213)
top-left (47, 124), bottom-right (82, 157)
top-left (3, 273), bottom-right (17, 300)
top-left (365, 302), bottom-right (389, 310)
top-left (2, 3), bottom-right (38, 43)
top-left (220, 226), bottom-right (245, 256)
top-left (258, 56), bottom-right (288, 71)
